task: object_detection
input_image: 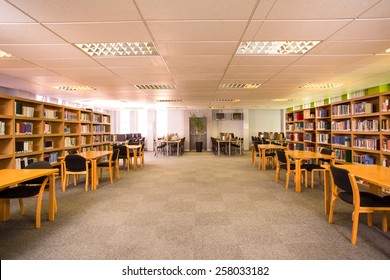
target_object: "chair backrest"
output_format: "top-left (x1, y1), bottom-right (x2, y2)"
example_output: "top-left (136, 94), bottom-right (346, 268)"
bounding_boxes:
top-left (112, 148), bottom-right (120, 161)
top-left (252, 141), bottom-right (262, 153)
top-left (65, 154), bottom-right (87, 171)
top-left (22, 161), bottom-right (53, 185)
top-left (330, 165), bottom-right (353, 194)
top-left (276, 150), bottom-right (287, 164)
top-left (321, 147), bottom-right (333, 155)
top-left (118, 145), bottom-right (127, 156)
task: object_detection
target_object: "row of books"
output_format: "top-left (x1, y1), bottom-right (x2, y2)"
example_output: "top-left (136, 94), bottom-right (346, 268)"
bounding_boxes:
top-left (43, 108), bottom-right (59, 119)
top-left (353, 138), bottom-right (380, 150)
top-left (64, 125), bottom-right (73, 134)
top-left (64, 110), bottom-right (78, 120)
top-left (334, 149), bottom-right (352, 162)
top-left (15, 101), bottom-right (35, 117)
top-left (304, 133), bottom-right (315, 142)
top-left (382, 119), bottom-right (390, 131)
top-left (383, 159), bottom-right (390, 167)
top-left (293, 112), bottom-right (303, 121)
top-left (93, 114), bottom-right (102, 123)
top-left (15, 157), bottom-right (36, 169)
top-left (382, 98), bottom-right (390, 112)
top-left (352, 119), bottom-right (379, 132)
top-left (15, 140), bottom-right (33, 153)
top-left (304, 122), bottom-right (315, 130)
top-left (316, 108), bottom-right (328, 118)
top-left (64, 137), bottom-right (77, 147)
top-left (317, 120), bottom-right (331, 130)
top-left (332, 135), bottom-right (351, 147)
top-left (80, 113), bottom-right (91, 122)
top-left (303, 109), bottom-right (315, 119)
top-left (80, 124), bottom-right (90, 133)
top-left (93, 124), bottom-right (107, 133)
top-left (332, 104), bottom-right (350, 116)
top-left (353, 154), bottom-right (375, 164)
top-left (352, 102), bottom-right (373, 115)
top-left (44, 152), bottom-right (58, 164)
top-left (317, 133), bottom-right (330, 144)
top-left (0, 120), bottom-right (5, 135)
top-left (285, 124), bottom-right (294, 131)
top-left (382, 139), bottom-right (390, 152)
top-left (332, 120), bottom-right (351, 131)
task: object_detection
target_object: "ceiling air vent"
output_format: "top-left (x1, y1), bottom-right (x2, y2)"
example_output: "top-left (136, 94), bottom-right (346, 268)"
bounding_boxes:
top-left (212, 99), bottom-right (240, 102)
top-left (155, 99), bottom-right (183, 103)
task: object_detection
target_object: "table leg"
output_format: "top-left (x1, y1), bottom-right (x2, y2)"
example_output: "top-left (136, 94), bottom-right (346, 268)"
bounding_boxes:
top-left (48, 173), bottom-right (55, 221)
top-left (91, 159), bottom-right (97, 190)
top-left (324, 169), bottom-right (331, 214)
top-left (251, 146), bottom-right (255, 165)
top-left (218, 142), bottom-right (220, 156)
top-left (229, 142), bottom-right (231, 156)
top-left (134, 149), bottom-right (138, 170)
top-left (0, 199), bottom-right (10, 221)
top-left (262, 149), bottom-right (266, 171)
top-left (295, 159), bottom-right (301, 192)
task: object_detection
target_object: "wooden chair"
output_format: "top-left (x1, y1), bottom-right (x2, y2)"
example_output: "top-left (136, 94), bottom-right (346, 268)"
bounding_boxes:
top-left (97, 149), bottom-right (120, 184)
top-left (253, 141), bottom-right (274, 170)
top-left (0, 161), bottom-right (53, 228)
top-left (63, 154), bottom-right (91, 192)
top-left (329, 165), bottom-right (390, 244)
top-left (127, 144), bottom-right (145, 169)
top-left (301, 148), bottom-right (333, 188)
top-left (275, 150), bottom-right (307, 189)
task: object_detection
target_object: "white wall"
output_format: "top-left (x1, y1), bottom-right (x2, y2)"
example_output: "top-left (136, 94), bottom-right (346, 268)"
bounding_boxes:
top-left (248, 109), bottom-right (284, 138)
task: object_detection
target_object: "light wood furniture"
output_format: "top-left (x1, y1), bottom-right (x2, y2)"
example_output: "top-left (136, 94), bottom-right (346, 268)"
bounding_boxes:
top-left (0, 168), bottom-right (57, 227)
top-left (62, 154), bottom-right (92, 192)
top-left (275, 150), bottom-right (308, 190)
top-left (257, 144), bottom-right (287, 171)
top-left (163, 139), bottom-right (181, 156)
top-left (0, 93), bottom-right (111, 170)
top-left (285, 89), bottom-right (390, 168)
top-left (97, 148), bottom-right (120, 184)
top-left (79, 150), bottom-right (113, 190)
top-left (286, 150), bottom-right (335, 193)
top-left (216, 138), bottom-right (242, 156)
top-left (328, 165), bottom-right (390, 244)
top-left (125, 144), bottom-right (142, 170)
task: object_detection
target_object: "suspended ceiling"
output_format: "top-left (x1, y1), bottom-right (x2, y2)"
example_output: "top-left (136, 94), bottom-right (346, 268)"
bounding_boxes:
top-left (0, 0), bottom-right (389, 110)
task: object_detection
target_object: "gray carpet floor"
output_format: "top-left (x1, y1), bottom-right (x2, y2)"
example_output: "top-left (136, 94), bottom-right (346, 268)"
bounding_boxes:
top-left (0, 151), bottom-right (389, 259)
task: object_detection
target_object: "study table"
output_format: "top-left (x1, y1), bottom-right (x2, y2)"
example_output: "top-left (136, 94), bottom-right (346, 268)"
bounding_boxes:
top-left (125, 144), bottom-right (143, 170)
top-left (285, 150), bottom-right (335, 193)
top-left (216, 138), bottom-right (243, 156)
top-left (78, 150), bottom-right (113, 190)
top-left (0, 168), bottom-right (58, 224)
top-left (256, 144), bottom-right (287, 171)
top-left (162, 139), bottom-right (182, 156)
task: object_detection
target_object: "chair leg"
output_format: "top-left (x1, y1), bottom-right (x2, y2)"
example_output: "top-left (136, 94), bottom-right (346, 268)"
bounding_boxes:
top-left (18, 199), bottom-right (24, 215)
top-left (85, 172), bottom-right (89, 192)
top-left (382, 211), bottom-right (388, 232)
top-left (367, 212), bottom-right (373, 227)
top-left (285, 172), bottom-right (290, 189)
top-left (275, 167), bottom-right (280, 182)
top-left (109, 166), bottom-right (113, 184)
top-left (351, 209), bottom-right (360, 245)
top-left (328, 195), bottom-right (337, 224)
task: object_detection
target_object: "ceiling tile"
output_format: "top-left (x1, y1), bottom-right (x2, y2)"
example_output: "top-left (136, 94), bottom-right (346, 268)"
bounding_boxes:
top-left (309, 40), bottom-right (390, 55)
top-left (165, 55), bottom-right (232, 67)
top-left (329, 19), bottom-right (390, 40)
top-left (157, 41), bottom-right (239, 56)
top-left (359, 0), bottom-right (390, 19)
top-left (0, 23), bottom-right (65, 44)
top-left (95, 57), bottom-right (166, 67)
top-left (0, 44), bottom-right (87, 59)
top-left (0, 1), bottom-right (35, 23)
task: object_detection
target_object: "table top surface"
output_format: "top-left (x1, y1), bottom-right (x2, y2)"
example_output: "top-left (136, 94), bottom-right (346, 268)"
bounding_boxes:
top-left (336, 164), bottom-right (390, 189)
top-left (79, 150), bottom-right (112, 159)
top-left (126, 144), bottom-right (142, 149)
top-left (286, 150), bottom-right (334, 160)
top-left (257, 144), bottom-right (287, 149)
top-left (0, 169), bottom-right (58, 189)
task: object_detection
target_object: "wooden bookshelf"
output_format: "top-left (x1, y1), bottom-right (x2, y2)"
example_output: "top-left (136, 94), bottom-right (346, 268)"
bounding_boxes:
top-left (0, 93), bottom-right (111, 169)
top-left (286, 90), bottom-right (390, 167)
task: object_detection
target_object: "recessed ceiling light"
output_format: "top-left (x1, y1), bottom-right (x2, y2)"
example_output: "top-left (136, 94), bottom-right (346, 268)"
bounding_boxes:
top-left (385, 48), bottom-right (390, 54)
top-left (209, 106), bottom-right (229, 109)
top-left (0, 50), bottom-right (12, 58)
top-left (155, 99), bottom-right (183, 103)
top-left (298, 83), bottom-right (343, 89)
top-left (135, 84), bottom-right (176, 90)
top-left (54, 86), bottom-right (96, 91)
top-left (212, 99), bottom-right (240, 102)
top-left (236, 41), bottom-right (320, 55)
top-left (75, 42), bottom-right (159, 57)
top-left (219, 83), bottom-right (261, 89)
top-left (268, 98), bottom-right (295, 102)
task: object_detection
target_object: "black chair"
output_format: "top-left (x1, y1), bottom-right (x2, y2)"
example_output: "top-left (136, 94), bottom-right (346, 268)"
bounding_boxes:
top-left (97, 149), bottom-right (120, 184)
top-left (329, 165), bottom-right (390, 244)
top-left (301, 147), bottom-right (333, 188)
top-left (63, 154), bottom-right (91, 192)
top-left (155, 139), bottom-right (167, 157)
top-left (275, 150), bottom-right (307, 189)
top-left (0, 161), bottom-right (54, 228)
top-left (118, 145), bottom-right (128, 168)
top-left (253, 141), bottom-right (274, 170)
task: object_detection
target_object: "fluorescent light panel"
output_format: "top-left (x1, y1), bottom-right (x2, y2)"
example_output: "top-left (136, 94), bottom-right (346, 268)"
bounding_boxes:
top-left (268, 98), bottom-right (295, 102)
top-left (54, 86), bottom-right (96, 91)
top-left (0, 50), bottom-right (12, 58)
top-left (298, 83), bottom-right (343, 89)
top-left (236, 41), bottom-right (320, 55)
top-left (212, 99), bottom-right (240, 102)
top-left (155, 99), bottom-right (183, 103)
top-left (75, 42), bottom-right (158, 57)
top-left (219, 83), bottom-right (260, 89)
top-left (135, 84), bottom-right (176, 90)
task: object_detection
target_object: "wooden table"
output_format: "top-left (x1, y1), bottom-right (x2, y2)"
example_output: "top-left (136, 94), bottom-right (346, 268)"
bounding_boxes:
top-left (163, 139), bottom-right (181, 156)
top-left (79, 150), bottom-right (113, 190)
top-left (257, 144), bottom-right (287, 171)
top-left (286, 150), bottom-right (335, 193)
top-left (216, 139), bottom-right (242, 156)
top-left (0, 168), bottom-right (58, 223)
top-left (126, 144), bottom-right (142, 170)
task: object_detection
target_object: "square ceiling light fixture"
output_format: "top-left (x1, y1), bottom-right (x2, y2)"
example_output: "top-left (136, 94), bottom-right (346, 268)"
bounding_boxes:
top-left (75, 42), bottom-right (159, 57)
top-left (236, 41), bottom-right (320, 55)
top-left (298, 83), bottom-right (343, 89)
top-left (135, 84), bottom-right (176, 90)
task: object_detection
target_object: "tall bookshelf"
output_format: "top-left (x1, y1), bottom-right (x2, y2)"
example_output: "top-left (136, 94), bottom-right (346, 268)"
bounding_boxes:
top-left (286, 89), bottom-right (390, 167)
top-left (0, 93), bottom-right (111, 169)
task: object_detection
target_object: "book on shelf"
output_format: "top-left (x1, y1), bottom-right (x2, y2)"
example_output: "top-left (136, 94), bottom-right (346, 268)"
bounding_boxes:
top-left (353, 102), bottom-right (373, 115)
top-left (44, 139), bottom-right (54, 149)
top-left (0, 120), bottom-right (6, 135)
top-left (382, 98), bottom-right (390, 112)
top-left (44, 152), bottom-right (58, 164)
top-left (43, 108), bottom-right (59, 119)
top-left (15, 157), bottom-right (36, 169)
top-left (15, 140), bottom-right (33, 153)
top-left (15, 122), bottom-right (33, 135)
top-left (353, 154), bottom-right (375, 165)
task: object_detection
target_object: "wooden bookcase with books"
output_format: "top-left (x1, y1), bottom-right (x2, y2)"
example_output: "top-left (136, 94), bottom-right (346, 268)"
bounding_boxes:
top-left (303, 108), bottom-right (316, 151)
top-left (0, 93), bottom-right (111, 169)
top-left (286, 88), bottom-right (390, 167)
top-left (285, 109), bottom-right (304, 150)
